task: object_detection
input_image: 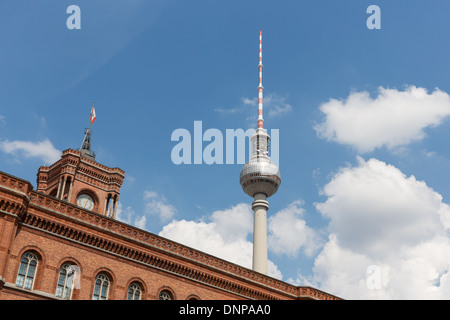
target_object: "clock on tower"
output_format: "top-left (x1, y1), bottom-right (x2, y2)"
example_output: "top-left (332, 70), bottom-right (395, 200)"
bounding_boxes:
top-left (77, 193), bottom-right (95, 211)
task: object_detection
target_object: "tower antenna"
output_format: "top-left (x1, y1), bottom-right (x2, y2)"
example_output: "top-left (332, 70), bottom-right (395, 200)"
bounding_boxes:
top-left (258, 30), bottom-right (264, 129)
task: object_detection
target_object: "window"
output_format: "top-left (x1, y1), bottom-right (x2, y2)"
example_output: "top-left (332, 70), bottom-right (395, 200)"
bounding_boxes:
top-left (158, 290), bottom-right (173, 300)
top-left (127, 282), bottom-right (142, 300)
top-left (16, 252), bottom-right (38, 290)
top-left (92, 273), bottom-right (110, 300)
top-left (56, 263), bottom-right (77, 299)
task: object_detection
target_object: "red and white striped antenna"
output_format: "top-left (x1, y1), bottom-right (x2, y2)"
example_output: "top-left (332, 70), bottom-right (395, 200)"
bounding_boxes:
top-left (257, 30), bottom-right (264, 129)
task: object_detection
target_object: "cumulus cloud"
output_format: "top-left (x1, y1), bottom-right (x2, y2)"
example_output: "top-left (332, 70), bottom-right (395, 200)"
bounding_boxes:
top-left (314, 86), bottom-right (450, 153)
top-left (115, 202), bottom-right (147, 228)
top-left (0, 138), bottom-right (61, 164)
top-left (134, 215), bottom-right (147, 229)
top-left (118, 191), bottom-right (177, 230)
top-left (144, 190), bottom-right (177, 222)
top-left (268, 200), bottom-right (322, 257)
top-left (312, 157), bottom-right (450, 299)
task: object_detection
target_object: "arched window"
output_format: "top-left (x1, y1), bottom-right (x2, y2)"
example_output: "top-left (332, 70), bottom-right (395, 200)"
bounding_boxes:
top-left (16, 252), bottom-right (38, 290)
top-left (92, 273), bottom-right (110, 300)
top-left (158, 290), bottom-right (173, 300)
top-left (56, 263), bottom-right (78, 299)
top-left (127, 282), bottom-right (142, 300)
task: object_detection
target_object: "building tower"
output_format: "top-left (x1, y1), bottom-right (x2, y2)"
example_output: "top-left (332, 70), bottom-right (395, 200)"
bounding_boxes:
top-left (36, 103), bottom-right (125, 218)
top-left (240, 30), bottom-right (281, 275)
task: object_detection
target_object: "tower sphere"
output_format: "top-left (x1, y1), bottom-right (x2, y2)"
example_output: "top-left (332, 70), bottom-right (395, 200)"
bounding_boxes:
top-left (240, 129), bottom-right (281, 198)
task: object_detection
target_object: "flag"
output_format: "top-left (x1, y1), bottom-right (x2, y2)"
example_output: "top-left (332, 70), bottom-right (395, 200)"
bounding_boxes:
top-left (90, 103), bottom-right (96, 124)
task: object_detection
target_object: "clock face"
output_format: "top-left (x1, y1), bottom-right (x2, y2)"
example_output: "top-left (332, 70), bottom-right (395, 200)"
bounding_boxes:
top-left (77, 194), bottom-right (94, 211)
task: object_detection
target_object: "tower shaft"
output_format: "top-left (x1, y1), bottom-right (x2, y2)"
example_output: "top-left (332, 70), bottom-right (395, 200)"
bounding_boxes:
top-left (252, 193), bottom-right (269, 274)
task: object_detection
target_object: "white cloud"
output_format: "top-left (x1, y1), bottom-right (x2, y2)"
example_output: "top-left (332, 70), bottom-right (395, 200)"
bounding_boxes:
top-left (0, 138), bottom-right (61, 164)
top-left (312, 157), bottom-right (450, 299)
top-left (134, 215), bottom-right (147, 229)
top-left (268, 200), bottom-right (322, 257)
top-left (116, 192), bottom-right (174, 231)
top-left (312, 234), bottom-right (390, 299)
top-left (144, 190), bottom-right (158, 199)
top-left (116, 203), bottom-right (135, 224)
top-left (264, 94), bottom-right (293, 117)
top-left (315, 86), bottom-right (450, 153)
top-left (242, 97), bottom-right (256, 106)
top-left (117, 191), bottom-right (177, 230)
top-left (144, 190), bottom-right (177, 222)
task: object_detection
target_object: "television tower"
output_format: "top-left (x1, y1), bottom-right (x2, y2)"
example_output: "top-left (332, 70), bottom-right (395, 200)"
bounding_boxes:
top-left (240, 30), bottom-right (281, 275)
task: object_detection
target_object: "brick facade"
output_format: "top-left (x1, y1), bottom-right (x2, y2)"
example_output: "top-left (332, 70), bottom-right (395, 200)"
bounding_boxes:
top-left (0, 150), bottom-right (340, 300)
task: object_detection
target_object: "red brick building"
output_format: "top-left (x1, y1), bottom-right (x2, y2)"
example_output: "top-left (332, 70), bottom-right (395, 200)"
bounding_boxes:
top-left (0, 136), bottom-right (339, 301)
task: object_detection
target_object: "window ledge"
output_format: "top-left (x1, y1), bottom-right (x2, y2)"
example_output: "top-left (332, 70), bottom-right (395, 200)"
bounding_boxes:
top-left (3, 282), bottom-right (63, 300)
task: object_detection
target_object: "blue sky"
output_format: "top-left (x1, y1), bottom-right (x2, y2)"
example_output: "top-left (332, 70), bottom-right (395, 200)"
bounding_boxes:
top-left (2, 0), bottom-right (450, 299)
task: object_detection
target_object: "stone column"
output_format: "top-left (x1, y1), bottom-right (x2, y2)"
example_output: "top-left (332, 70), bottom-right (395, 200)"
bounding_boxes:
top-left (112, 195), bottom-right (119, 219)
top-left (56, 177), bottom-right (64, 199)
top-left (59, 176), bottom-right (67, 199)
top-left (104, 194), bottom-right (110, 216)
top-left (67, 177), bottom-right (74, 202)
